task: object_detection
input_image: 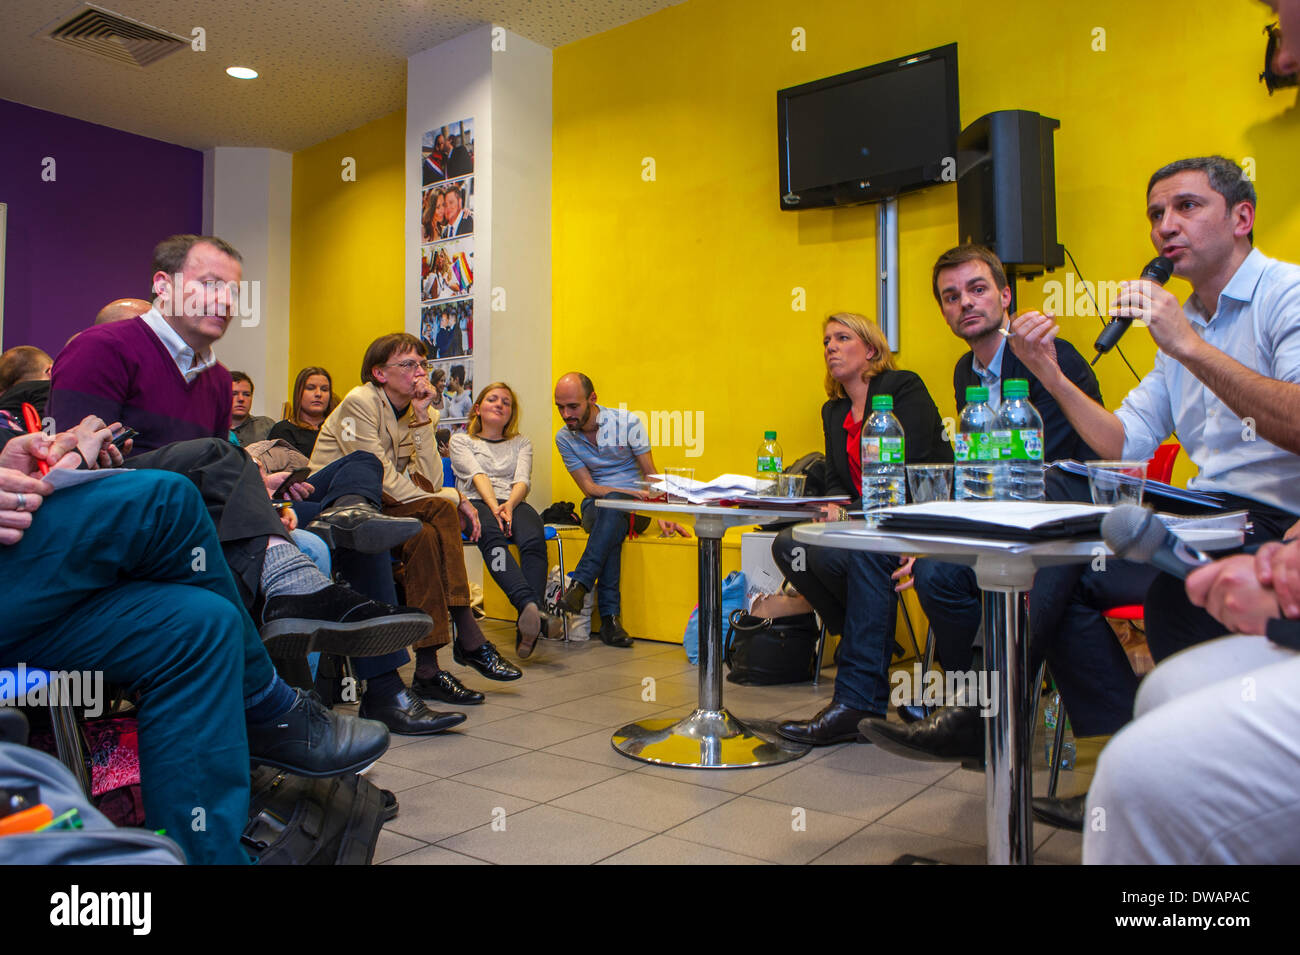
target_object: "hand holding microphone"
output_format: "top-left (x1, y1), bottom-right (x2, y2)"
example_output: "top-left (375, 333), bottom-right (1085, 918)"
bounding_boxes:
top-left (1090, 256), bottom-right (1174, 365)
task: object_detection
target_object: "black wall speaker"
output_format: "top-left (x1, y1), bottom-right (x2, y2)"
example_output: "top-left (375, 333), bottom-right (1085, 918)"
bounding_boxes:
top-left (957, 110), bottom-right (1065, 277)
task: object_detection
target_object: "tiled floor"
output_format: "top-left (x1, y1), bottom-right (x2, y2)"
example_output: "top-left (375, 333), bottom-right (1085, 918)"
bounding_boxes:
top-left (353, 620), bottom-right (1086, 865)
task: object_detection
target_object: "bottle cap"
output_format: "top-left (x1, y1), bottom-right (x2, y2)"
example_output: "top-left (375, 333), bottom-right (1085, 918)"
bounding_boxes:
top-left (965, 386), bottom-right (989, 403)
top-left (871, 395), bottom-right (893, 411)
top-left (1003, 379), bottom-right (1029, 398)
top-left (764, 431), bottom-right (777, 440)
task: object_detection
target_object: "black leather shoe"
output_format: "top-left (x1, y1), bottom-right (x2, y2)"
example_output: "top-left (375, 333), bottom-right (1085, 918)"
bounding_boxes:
top-left (411, 669), bottom-right (485, 705)
top-left (598, 615), bottom-right (634, 648)
top-left (1032, 794), bottom-right (1085, 832)
top-left (777, 701), bottom-right (876, 746)
top-left (453, 640), bottom-right (522, 681)
top-left (305, 503), bottom-right (422, 554)
top-left (858, 705), bottom-right (984, 766)
top-left (359, 687), bottom-right (467, 735)
top-left (248, 689), bottom-right (390, 776)
top-left (380, 788), bottom-right (399, 822)
top-left (260, 584), bottom-right (430, 658)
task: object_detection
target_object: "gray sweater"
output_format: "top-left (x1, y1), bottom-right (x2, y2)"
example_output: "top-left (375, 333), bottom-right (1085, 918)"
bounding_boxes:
top-left (448, 432), bottom-right (532, 502)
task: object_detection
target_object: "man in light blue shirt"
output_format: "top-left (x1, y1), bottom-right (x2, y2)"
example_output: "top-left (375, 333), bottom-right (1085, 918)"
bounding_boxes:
top-left (1007, 155), bottom-right (1300, 827)
top-left (1013, 155), bottom-right (1300, 645)
top-left (553, 372), bottom-right (688, 647)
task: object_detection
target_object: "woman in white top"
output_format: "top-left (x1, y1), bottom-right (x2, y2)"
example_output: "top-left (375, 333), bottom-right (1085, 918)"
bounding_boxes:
top-left (448, 382), bottom-right (549, 658)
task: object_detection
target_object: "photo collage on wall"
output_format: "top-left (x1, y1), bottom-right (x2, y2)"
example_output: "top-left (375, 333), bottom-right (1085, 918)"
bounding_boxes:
top-left (420, 117), bottom-right (476, 428)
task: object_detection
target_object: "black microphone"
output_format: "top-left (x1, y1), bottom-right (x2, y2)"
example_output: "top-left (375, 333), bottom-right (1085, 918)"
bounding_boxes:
top-left (1101, 504), bottom-right (1212, 579)
top-left (1090, 256), bottom-right (1175, 366)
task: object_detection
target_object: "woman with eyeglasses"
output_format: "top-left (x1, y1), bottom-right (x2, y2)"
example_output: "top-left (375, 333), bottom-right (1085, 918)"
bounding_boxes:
top-left (313, 333), bottom-right (523, 722)
top-left (449, 382), bottom-right (551, 658)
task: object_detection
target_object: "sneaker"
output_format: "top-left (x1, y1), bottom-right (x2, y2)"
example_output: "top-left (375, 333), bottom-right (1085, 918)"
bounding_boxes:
top-left (247, 689), bottom-right (390, 777)
top-left (260, 583), bottom-right (431, 658)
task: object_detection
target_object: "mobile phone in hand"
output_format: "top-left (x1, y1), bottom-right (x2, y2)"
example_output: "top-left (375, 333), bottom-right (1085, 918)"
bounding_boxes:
top-left (109, 426), bottom-right (139, 452)
top-left (273, 466), bottom-right (312, 499)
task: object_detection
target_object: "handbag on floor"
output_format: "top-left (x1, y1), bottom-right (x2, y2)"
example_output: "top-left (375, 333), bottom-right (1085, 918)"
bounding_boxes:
top-left (242, 767), bottom-right (385, 865)
top-left (724, 609), bottom-right (821, 685)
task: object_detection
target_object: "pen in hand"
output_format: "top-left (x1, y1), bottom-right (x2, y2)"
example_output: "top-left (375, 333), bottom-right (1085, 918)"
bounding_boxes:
top-left (20, 402), bottom-right (50, 476)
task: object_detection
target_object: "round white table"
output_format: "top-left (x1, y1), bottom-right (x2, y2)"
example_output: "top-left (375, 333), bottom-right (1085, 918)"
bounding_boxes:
top-left (793, 518), bottom-right (1243, 865)
top-left (595, 498), bottom-right (826, 769)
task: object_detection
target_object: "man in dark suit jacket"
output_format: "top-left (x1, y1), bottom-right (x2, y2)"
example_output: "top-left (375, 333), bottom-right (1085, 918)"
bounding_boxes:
top-left (446, 137), bottom-right (473, 178)
top-left (863, 245), bottom-right (1158, 763)
top-left (442, 184), bottom-right (473, 238)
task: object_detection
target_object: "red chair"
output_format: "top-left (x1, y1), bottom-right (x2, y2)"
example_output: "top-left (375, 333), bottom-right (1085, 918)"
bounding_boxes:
top-left (1103, 443), bottom-right (1180, 623)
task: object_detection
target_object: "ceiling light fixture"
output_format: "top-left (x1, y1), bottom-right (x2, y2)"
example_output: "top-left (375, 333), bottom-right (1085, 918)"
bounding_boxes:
top-left (226, 66), bottom-right (258, 79)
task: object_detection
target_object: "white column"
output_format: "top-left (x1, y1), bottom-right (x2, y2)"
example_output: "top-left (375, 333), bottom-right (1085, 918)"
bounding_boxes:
top-left (202, 146), bottom-right (293, 418)
top-left (406, 26), bottom-right (553, 505)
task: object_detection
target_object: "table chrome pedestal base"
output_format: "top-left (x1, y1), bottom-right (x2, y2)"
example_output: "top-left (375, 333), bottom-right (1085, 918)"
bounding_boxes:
top-left (612, 708), bottom-right (811, 768)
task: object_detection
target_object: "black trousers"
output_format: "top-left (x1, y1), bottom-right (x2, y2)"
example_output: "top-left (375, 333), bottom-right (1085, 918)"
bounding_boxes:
top-left (1144, 492), bottom-right (1298, 662)
top-left (126, 438), bottom-right (284, 608)
top-left (471, 500), bottom-right (547, 615)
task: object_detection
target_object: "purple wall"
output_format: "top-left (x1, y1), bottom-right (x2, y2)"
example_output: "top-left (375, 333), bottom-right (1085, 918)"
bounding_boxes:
top-left (0, 99), bottom-right (203, 355)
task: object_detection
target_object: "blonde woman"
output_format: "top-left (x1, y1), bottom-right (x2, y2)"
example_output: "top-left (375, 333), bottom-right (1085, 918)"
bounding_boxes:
top-left (448, 382), bottom-right (549, 658)
top-left (772, 312), bottom-right (951, 746)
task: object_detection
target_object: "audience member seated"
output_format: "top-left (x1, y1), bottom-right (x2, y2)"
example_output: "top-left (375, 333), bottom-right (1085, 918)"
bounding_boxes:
top-left (0, 346), bottom-right (53, 450)
top-left (45, 233), bottom-right (464, 736)
top-left (230, 370), bottom-right (276, 446)
top-left (864, 245), bottom-right (1152, 762)
top-left (1083, 532), bottom-right (1300, 863)
top-left (772, 313), bottom-right (951, 745)
top-left (268, 365), bottom-right (339, 457)
top-left (552, 371), bottom-right (690, 647)
top-left (94, 297), bottom-right (152, 326)
top-left (313, 332), bottom-right (523, 708)
top-left (449, 382), bottom-right (552, 658)
top-left (0, 419), bottom-right (391, 864)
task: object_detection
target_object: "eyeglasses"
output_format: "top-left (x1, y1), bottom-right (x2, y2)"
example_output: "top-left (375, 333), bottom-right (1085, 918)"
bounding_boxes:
top-left (386, 359), bottom-right (435, 372)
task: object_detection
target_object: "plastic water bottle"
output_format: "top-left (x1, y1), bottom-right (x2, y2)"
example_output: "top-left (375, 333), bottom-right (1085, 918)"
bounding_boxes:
top-left (994, 379), bottom-right (1045, 501)
top-left (861, 395), bottom-right (906, 510)
top-left (1044, 691), bottom-right (1076, 771)
top-left (954, 385), bottom-right (997, 500)
top-left (756, 430), bottom-right (783, 492)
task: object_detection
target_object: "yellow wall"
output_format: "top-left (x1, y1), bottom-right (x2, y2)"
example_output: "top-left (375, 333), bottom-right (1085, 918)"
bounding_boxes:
top-left (289, 109), bottom-right (405, 403)
top-left (552, 0), bottom-right (1298, 492)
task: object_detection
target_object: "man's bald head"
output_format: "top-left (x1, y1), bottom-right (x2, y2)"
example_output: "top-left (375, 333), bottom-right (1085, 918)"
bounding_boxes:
top-left (95, 298), bottom-right (153, 325)
top-left (554, 372), bottom-right (594, 400)
top-left (554, 372), bottom-right (598, 432)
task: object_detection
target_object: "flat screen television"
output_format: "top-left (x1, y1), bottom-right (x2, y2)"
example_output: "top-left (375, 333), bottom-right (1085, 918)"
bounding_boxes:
top-left (777, 43), bottom-right (959, 210)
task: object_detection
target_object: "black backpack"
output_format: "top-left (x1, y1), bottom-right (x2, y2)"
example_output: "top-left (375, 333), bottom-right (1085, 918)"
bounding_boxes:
top-left (242, 767), bottom-right (386, 865)
top-left (540, 501), bottom-right (581, 526)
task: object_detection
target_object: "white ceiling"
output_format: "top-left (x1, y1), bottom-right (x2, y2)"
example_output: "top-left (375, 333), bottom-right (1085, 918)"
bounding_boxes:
top-left (0, 0), bottom-right (684, 151)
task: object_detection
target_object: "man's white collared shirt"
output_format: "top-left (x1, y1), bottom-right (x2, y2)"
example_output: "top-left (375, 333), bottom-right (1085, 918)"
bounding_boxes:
top-left (140, 306), bottom-right (217, 383)
top-left (1114, 248), bottom-right (1300, 513)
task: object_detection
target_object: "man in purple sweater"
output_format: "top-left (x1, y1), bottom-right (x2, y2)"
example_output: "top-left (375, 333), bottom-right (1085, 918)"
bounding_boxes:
top-left (47, 234), bottom-right (466, 736)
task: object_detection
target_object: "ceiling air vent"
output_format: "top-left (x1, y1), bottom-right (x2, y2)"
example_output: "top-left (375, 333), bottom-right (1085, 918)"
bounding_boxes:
top-left (37, 3), bottom-right (189, 68)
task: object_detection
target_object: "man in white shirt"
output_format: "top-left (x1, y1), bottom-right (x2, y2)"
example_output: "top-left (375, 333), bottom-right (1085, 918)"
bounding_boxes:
top-left (1011, 156), bottom-right (1300, 664)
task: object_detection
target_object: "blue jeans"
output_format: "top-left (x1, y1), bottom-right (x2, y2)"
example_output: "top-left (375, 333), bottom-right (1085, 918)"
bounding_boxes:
top-left (576, 493), bottom-right (637, 617)
top-left (0, 470), bottom-right (275, 864)
top-left (834, 552), bottom-right (899, 715)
